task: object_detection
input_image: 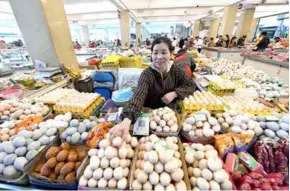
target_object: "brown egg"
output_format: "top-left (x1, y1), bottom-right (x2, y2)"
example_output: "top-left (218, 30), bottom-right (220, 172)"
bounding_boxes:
top-left (46, 147), bottom-right (61, 160)
top-left (56, 150), bottom-right (69, 162)
top-left (65, 172), bottom-right (76, 181)
top-left (60, 142), bottom-right (71, 150)
top-left (138, 151), bottom-right (145, 159)
top-left (0, 106), bottom-right (5, 112)
top-left (35, 163), bottom-right (44, 173)
top-left (49, 172), bottom-right (57, 180)
top-left (40, 164), bottom-right (52, 177)
top-left (9, 129), bottom-right (16, 136)
top-left (46, 157), bottom-right (57, 168)
top-left (1, 134), bottom-right (9, 142)
top-left (3, 111), bottom-right (10, 116)
top-left (74, 162), bottom-right (81, 170)
top-left (60, 162), bottom-right (75, 176)
top-left (10, 107), bottom-right (16, 113)
top-left (77, 151), bottom-right (86, 161)
top-left (57, 174), bottom-right (65, 180)
top-left (3, 104), bottom-right (11, 110)
top-left (67, 151), bottom-right (78, 162)
top-left (55, 162), bottom-right (65, 175)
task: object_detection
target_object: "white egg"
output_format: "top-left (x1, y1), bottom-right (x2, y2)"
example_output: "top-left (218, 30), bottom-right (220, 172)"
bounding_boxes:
top-left (93, 168), bottom-right (103, 180)
top-left (159, 120), bottom-right (166, 127)
top-left (137, 170), bottom-right (148, 184)
top-left (143, 161), bottom-right (154, 174)
top-left (117, 178), bottom-right (127, 190)
top-left (170, 168), bottom-right (184, 182)
top-left (155, 162), bottom-right (164, 174)
top-left (202, 168), bottom-right (213, 180)
top-left (112, 137), bottom-right (122, 147)
top-left (149, 171), bottom-right (159, 185)
top-left (160, 172), bottom-right (171, 187)
top-left (198, 159), bottom-right (208, 169)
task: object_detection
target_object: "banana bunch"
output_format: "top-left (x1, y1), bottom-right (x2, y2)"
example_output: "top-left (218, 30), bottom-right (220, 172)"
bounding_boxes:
top-left (65, 67), bottom-right (80, 79)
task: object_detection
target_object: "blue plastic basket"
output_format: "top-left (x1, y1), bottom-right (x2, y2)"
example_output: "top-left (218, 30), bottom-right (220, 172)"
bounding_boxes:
top-left (94, 87), bottom-right (112, 100)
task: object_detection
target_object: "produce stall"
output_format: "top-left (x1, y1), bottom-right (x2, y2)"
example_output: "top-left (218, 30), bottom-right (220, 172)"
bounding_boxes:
top-left (241, 55), bottom-right (289, 83)
top-left (201, 47), bottom-right (245, 63)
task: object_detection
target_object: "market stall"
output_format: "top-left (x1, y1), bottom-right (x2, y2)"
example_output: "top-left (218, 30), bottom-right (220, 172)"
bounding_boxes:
top-left (241, 54), bottom-right (289, 83)
top-left (201, 47), bottom-right (245, 63)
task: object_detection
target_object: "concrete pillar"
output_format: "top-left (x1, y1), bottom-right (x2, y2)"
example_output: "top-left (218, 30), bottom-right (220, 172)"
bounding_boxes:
top-left (81, 25), bottom-right (90, 45)
top-left (9, 0), bottom-right (79, 70)
top-left (236, 8), bottom-right (255, 39)
top-left (247, 18), bottom-right (258, 43)
top-left (219, 5), bottom-right (238, 37)
top-left (120, 10), bottom-right (130, 47)
top-left (136, 23), bottom-right (141, 45)
top-left (208, 19), bottom-right (220, 41)
top-left (192, 21), bottom-right (200, 38)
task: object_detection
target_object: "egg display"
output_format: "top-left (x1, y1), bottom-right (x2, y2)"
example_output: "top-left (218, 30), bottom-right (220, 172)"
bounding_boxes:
top-left (183, 143), bottom-right (232, 190)
top-left (150, 107), bottom-right (179, 134)
top-left (78, 134), bottom-right (137, 189)
top-left (34, 88), bottom-right (78, 104)
top-left (256, 115), bottom-right (289, 141)
top-left (182, 110), bottom-right (222, 140)
top-left (131, 135), bottom-right (188, 190)
top-left (183, 91), bottom-right (223, 111)
top-left (0, 99), bottom-right (50, 122)
top-left (61, 118), bottom-right (96, 144)
top-left (0, 122), bottom-right (58, 177)
top-left (219, 96), bottom-right (273, 114)
top-left (31, 142), bottom-right (87, 181)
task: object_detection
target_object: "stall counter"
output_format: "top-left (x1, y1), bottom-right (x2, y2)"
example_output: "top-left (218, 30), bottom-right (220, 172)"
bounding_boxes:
top-left (241, 55), bottom-right (289, 84)
top-left (201, 47), bottom-right (245, 62)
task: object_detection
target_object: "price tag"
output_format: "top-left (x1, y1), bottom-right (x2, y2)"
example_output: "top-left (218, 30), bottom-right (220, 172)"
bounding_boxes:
top-left (265, 115), bottom-right (279, 122)
top-left (193, 113), bottom-right (207, 121)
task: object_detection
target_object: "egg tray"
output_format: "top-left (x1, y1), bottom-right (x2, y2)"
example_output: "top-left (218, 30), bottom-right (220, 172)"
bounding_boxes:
top-left (129, 137), bottom-right (191, 190)
top-left (184, 143), bottom-right (237, 190)
top-left (28, 144), bottom-right (88, 189)
top-left (100, 62), bottom-right (120, 70)
top-left (208, 85), bottom-right (235, 96)
top-left (53, 97), bottom-right (105, 119)
top-left (181, 102), bottom-right (225, 115)
top-left (78, 146), bottom-right (138, 190)
top-left (150, 112), bottom-right (183, 137)
top-left (223, 105), bottom-right (274, 115)
top-left (0, 134), bottom-right (60, 185)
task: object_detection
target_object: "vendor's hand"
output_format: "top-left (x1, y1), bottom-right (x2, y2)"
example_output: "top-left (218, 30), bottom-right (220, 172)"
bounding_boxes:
top-left (109, 118), bottom-right (131, 140)
top-left (161, 91), bottom-right (178, 105)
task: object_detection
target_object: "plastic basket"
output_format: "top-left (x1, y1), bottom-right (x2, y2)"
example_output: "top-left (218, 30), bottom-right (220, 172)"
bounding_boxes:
top-left (181, 102), bottom-right (224, 115)
top-left (100, 62), bottom-right (119, 70)
top-left (119, 56), bottom-right (142, 68)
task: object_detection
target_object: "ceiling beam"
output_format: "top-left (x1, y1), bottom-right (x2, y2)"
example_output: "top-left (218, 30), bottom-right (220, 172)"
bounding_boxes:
top-left (66, 11), bottom-right (116, 15)
top-left (138, 13), bottom-right (202, 18)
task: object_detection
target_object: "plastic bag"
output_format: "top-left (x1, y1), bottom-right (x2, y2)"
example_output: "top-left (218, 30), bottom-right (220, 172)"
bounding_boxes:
top-left (112, 88), bottom-right (133, 102)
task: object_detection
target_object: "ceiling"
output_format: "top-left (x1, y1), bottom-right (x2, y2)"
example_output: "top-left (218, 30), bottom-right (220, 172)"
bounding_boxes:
top-left (0, 0), bottom-right (288, 28)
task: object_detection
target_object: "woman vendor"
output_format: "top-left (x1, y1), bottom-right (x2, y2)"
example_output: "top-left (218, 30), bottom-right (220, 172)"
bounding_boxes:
top-left (110, 37), bottom-right (196, 139)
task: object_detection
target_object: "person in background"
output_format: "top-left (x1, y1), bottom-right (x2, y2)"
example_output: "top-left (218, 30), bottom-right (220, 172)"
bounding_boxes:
top-left (174, 48), bottom-right (196, 78)
top-left (109, 37), bottom-right (196, 139)
top-left (274, 37), bottom-right (282, 44)
top-left (179, 38), bottom-right (185, 49)
top-left (237, 35), bottom-right (247, 47)
top-left (224, 34), bottom-right (230, 48)
top-left (254, 31), bottom-right (270, 51)
top-left (207, 37), bottom-right (214, 47)
top-left (172, 37), bottom-right (178, 49)
top-left (145, 38), bottom-right (151, 47)
top-left (197, 37), bottom-right (203, 53)
top-left (186, 37), bottom-right (194, 50)
top-left (203, 37), bottom-right (208, 46)
top-left (215, 35), bottom-right (224, 47)
top-left (229, 36), bottom-right (237, 48)
top-left (193, 36), bottom-right (199, 47)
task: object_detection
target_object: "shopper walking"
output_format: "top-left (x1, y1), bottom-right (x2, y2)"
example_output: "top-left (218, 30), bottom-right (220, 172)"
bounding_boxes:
top-left (172, 37), bottom-right (178, 49)
top-left (179, 38), bottom-right (185, 49)
top-left (197, 37), bottom-right (203, 53)
top-left (254, 31), bottom-right (270, 51)
top-left (229, 36), bottom-right (237, 48)
top-left (109, 37), bottom-right (196, 139)
top-left (174, 49), bottom-right (196, 77)
top-left (215, 35), bottom-right (224, 47)
top-left (225, 34), bottom-right (230, 48)
top-left (237, 35), bottom-right (247, 47)
top-left (207, 38), bottom-right (214, 47)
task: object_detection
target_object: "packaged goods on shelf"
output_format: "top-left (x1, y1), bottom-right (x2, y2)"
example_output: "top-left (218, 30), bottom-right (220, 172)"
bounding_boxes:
top-left (101, 55), bottom-right (121, 70)
top-left (78, 134), bottom-right (137, 189)
top-left (182, 91), bottom-right (224, 113)
top-left (131, 135), bottom-right (190, 191)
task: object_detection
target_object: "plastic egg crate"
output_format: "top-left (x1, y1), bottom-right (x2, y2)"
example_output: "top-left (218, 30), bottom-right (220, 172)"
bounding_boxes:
top-left (183, 143), bottom-right (236, 190)
top-left (149, 107), bottom-right (181, 136)
top-left (61, 119), bottom-right (97, 145)
top-left (182, 91), bottom-right (224, 114)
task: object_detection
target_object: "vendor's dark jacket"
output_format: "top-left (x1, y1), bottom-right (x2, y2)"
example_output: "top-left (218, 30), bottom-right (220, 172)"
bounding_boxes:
top-left (120, 63), bottom-right (196, 122)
